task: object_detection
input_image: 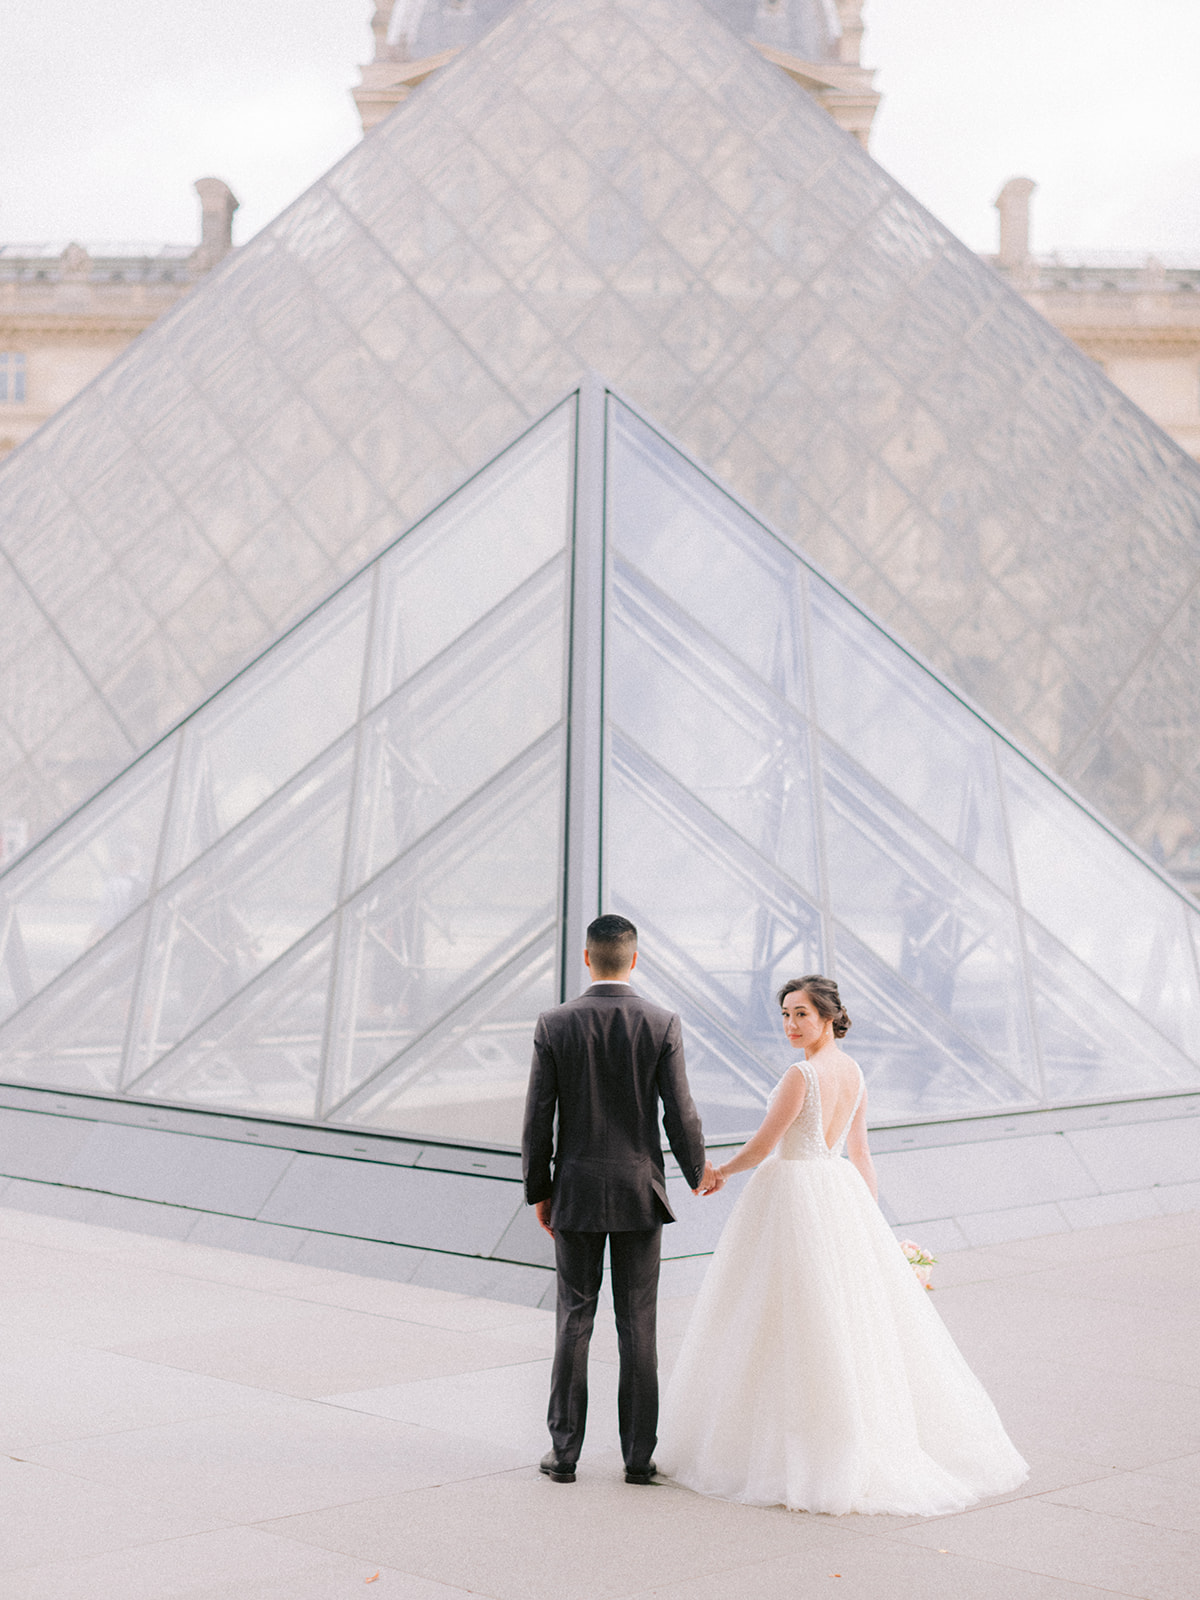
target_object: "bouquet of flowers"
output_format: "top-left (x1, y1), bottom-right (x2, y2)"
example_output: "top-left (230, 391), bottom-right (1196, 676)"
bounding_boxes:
top-left (899, 1239), bottom-right (936, 1289)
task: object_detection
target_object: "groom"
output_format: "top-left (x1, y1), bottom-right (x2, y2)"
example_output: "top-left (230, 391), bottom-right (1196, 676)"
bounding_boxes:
top-left (522, 914), bottom-right (714, 1485)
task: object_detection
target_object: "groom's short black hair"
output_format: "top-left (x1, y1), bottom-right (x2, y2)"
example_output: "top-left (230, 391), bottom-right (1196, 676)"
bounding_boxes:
top-left (586, 914), bottom-right (638, 977)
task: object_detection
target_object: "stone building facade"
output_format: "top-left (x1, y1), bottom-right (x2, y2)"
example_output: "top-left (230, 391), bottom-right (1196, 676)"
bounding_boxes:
top-left (990, 177), bottom-right (1200, 462)
top-left (2, 12), bottom-right (1195, 466)
top-left (0, 181), bottom-right (238, 458)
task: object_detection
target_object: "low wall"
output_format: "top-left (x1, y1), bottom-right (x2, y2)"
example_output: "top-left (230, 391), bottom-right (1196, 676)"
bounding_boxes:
top-left (0, 1082), bottom-right (1196, 1306)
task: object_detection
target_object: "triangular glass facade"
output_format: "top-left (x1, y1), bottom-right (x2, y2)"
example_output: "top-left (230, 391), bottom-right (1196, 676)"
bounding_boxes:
top-left (2, 0), bottom-right (1199, 894)
top-left (3, 384), bottom-right (1198, 1143)
top-left (0, 397), bottom-right (575, 1143)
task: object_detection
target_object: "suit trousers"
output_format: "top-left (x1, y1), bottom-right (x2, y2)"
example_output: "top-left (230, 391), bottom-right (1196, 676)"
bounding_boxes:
top-left (549, 1226), bottom-right (662, 1471)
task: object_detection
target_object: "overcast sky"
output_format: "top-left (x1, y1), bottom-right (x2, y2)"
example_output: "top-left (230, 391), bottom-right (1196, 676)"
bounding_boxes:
top-left (2, 0), bottom-right (1198, 258)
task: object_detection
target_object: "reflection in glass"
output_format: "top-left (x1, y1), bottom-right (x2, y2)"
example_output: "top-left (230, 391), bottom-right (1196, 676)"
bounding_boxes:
top-left (833, 927), bottom-right (1032, 1120)
top-left (821, 741), bottom-right (1036, 1092)
top-left (1001, 748), bottom-right (1200, 1055)
top-left (161, 587), bottom-right (369, 879)
top-left (608, 403), bottom-right (806, 704)
top-left (343, 935), bottom-right (557, 1144)
top-left (809, 579), bottom-right (1012, 890)
top-left (366, 401), bottom-right (573, 709)
top-left (0, 749), bottom-right (171, 1022)
top-left (608, 737), bottom-right (823, 1069)
top-left (0, 910), bottom-right (148, 1093)
top-left (325, 747), bottom-right (560, 1111)
top-left (134, 927), bottom-right (335, 1119)
top-left (346, 558), bottom-right (566, 893)
top-left (125, 743), bottom-right (353, 1087)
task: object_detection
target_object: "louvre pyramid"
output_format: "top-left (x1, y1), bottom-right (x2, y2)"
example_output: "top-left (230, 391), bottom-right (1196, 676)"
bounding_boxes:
top-left (3, 382), bottom-right (1198, 1146)
top-left (2, 0), bottom-right (1200, 890)
top-left (397, 0), bottom-right (839, 58)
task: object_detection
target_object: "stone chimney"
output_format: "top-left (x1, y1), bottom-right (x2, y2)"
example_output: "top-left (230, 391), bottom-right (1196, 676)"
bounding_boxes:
top-left (836, 0), bottom-right (865, 65)
top-left (371, 1), bottom-right (402, 61)
top-left (59, 242), bottom-right (92, 281)
top-left (995, 177), bottom-right (1037, 271)
top-left (192, 178), bottom-right (239, 274)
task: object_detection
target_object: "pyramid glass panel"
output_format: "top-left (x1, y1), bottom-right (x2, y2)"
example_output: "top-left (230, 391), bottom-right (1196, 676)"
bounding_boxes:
top-left (1000, 749), bottom-right (1200, 1056)
top-left (347, 562), bottom-right (565, 891)
top-left (819, 741), bottom-right (1035, 1097)
top-left (131, 927), bottom-right (336, 1120)
top-left (160, 588), bottom-right (370, 880)
top-left (1022, 920), bottom-right (1198, 1105)
top-left (2, 385), bottom-right (1199, 1148)
top-left (3, 0), bottom-right (1200, 892)
top-left (0, 400), bottom-right (574, 1138)
top-left (0, 910), bottom-right (149, 1094)
top-left (340, 933), bottom-right (559, 1145)
top-left (601, 392), bottom-right (1200, 1126)
top-left (322, 740), bottom-right (562, 1112)
top-left (808, 582), bottom-right (1012, 891)
top-left (123, 739), bottom-right (356, 1087)
top-left (0, 747), bottom-right (172, 1022)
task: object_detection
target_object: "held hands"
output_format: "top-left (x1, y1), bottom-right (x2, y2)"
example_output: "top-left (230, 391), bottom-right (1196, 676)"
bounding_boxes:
top-left (695, 1159), bottom-right (726, 1197)
top-left (534, 1197), bottom-right (555, 1239)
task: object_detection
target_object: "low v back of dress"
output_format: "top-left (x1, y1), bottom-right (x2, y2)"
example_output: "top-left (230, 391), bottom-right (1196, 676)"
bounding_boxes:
top-left (656, 1059), bottom-right (1027, 1515)
top-left (782, 1058), bottom-right (862, 1160)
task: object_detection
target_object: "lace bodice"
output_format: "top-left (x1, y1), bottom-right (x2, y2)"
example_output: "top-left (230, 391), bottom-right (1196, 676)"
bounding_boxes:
top-left (773, 1060), bottom-right (864, 1162)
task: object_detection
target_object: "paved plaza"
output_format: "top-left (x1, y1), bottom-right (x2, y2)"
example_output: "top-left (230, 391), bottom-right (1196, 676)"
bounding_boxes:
top-left (0, 1201), bottom-right (1198, 1599)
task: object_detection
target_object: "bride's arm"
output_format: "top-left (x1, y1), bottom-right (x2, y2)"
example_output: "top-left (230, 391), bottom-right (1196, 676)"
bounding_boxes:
top-left (713, 1067), bottom-right (808, 1182)
top-left (844, 1092), bottom-right (878, 1200)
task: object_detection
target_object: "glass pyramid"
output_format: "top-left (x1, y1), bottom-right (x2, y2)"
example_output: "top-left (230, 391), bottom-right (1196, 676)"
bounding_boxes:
top-left (3, 382), bottom-right (1198, 1144)
top-left (395, 0), bottom-right (839, 59)
top-left (2, 0), bottom-right (1199, 893)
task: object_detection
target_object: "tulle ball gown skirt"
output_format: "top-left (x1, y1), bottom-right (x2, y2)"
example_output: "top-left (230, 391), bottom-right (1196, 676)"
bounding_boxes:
top-left (657, 1156), bottom-right (1028, 1516)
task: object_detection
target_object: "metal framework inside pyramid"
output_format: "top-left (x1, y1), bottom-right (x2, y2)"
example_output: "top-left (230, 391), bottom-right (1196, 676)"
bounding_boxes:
top-left (2, 0), bottom-right (1199, 897)
top-left (2, 380), bottom-right (1197, 1148)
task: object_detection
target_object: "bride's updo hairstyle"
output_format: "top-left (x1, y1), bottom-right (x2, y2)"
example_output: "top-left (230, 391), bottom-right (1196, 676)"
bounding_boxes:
top-left (777, 974), bottom-right (851, 1038)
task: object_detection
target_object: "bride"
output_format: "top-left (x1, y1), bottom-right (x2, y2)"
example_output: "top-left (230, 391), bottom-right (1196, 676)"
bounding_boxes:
top-left (656, 975), bottom-right (1028, 1516)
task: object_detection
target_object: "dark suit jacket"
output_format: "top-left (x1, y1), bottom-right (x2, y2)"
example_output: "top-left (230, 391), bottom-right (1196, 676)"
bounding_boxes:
top-left (522, 982), bottom-right (707, 1232)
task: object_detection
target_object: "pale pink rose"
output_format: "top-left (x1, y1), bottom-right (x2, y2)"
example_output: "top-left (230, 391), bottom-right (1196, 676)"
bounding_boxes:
top-left (899, 1238), bottom-right (936, 1289)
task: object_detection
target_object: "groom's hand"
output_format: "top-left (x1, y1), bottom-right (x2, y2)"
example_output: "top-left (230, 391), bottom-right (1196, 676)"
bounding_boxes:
top-left (695, 1160), bottom-right (723, 1196)
top-left (534, 1198), bottom-right (555, 1238)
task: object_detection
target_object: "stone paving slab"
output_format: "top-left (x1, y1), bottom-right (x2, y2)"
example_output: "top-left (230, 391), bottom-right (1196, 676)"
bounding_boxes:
top-left (0, 1203), bottom-right (1198, 1599)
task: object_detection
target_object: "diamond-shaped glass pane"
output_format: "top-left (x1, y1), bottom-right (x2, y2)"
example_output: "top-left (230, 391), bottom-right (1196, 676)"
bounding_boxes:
top-left (132, 927), bottom-right (334, 1119)
top-left (365, 402), bottom-right (573, 707)
top-left (608, 735), bottom-right (824, 1067)
top-left (341, 933), bottom-right (558, 1143)
top-left (347, 559), bottom-right (567, 893)
top-left (809, 579), bottom-right (1012, 889)
top-left (821, 741), bottom-right (1035, 1091)
top-left (324, 744), bottom-right (561, 1110)
top-left (0, 390), bottom-right (575, 1142)
top-left (125, 741), bottom-right (354, 1085)
top-left (1001, 748), bottom-right (1200, 1056)
top-left (0, 748), bottom-right (171, 1021)
top-left (0, 909), bottom-right (148, 1094)
top-left (161, 587), bottom-right (369, 879)
top-left (0, 0), bottom-right (1197, 904)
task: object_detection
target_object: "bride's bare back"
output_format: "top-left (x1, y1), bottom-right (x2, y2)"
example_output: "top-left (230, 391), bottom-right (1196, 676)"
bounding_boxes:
top-left (810, 1046), bottom-right (862, 1150)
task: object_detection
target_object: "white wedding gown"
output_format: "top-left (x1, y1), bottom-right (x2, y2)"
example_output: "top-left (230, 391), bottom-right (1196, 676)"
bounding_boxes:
top-left (657, 1061), bottom-right (1028, 1515)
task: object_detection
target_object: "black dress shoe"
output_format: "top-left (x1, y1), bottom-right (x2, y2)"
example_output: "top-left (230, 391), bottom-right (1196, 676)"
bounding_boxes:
top-left (624, 1460), bottom-right (658, 1485)
top-left (540, 1451), bottom-right (576, 1483)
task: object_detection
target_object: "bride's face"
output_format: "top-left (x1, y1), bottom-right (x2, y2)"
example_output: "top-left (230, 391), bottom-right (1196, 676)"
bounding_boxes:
top-left (781, 991), bottom-right (830, 1053)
